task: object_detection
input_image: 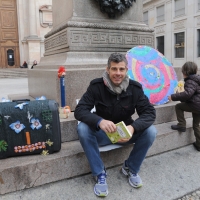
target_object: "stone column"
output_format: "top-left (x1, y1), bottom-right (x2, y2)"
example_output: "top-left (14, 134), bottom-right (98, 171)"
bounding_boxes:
top-left (26, 0), bottom-right (41, 67)
top-left (28, 0), bottom-right (37, 37)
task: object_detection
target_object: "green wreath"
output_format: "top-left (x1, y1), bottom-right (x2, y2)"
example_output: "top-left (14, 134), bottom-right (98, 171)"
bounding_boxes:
top-left (95, 0), bottom-right (136, 18)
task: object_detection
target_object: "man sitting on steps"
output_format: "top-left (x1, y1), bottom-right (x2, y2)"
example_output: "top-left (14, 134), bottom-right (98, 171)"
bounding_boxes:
top-left (74, 52), bottom-right (157, 197)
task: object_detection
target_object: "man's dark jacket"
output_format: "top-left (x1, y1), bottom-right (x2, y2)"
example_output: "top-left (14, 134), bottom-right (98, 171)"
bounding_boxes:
top-left (74, 78), bottom-right (156, 134)
top-left (171, 74), bottom-right (200, 112)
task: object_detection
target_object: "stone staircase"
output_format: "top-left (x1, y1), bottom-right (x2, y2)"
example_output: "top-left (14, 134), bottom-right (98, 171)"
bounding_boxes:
top-left (0, 100), bottom-right (195, 195)
top-left (0, 68), bottom-right (28, 78)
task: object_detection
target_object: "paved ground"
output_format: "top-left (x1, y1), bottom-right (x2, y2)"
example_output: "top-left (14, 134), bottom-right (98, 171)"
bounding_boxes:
top-left (1, 145), bottom-right (200, 200)
top-left (0, 77), bottom-right (200, 200)
top-left (0, 78), bottom-right (28, 100)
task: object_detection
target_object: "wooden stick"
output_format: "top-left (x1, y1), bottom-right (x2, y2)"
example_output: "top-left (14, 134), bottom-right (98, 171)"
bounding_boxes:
top-left (25, 131), bottom-right (31, 145)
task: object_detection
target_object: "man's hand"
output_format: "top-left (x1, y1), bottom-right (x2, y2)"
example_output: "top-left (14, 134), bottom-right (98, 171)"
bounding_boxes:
top-left (99, 119), bottom-right (116, 133)
top-left (117, 125), bottom-right (134, 143)
top-left (99, 120), bottom-right (135, 143)
top-left (127, 125), bottom-right (134, 135)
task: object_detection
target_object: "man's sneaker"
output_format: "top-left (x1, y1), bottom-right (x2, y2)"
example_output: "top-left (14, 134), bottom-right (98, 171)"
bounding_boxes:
top-left (94, 170), bottom-right (108, 197)
top-left (122, 161), bottom-right (143, 188)
top-left (193, 142), bottom-right (200, 152)
top-left (171, 125), bottom-right (186, 132)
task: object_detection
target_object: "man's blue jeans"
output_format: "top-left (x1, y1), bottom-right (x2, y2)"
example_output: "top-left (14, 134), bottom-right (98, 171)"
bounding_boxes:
top-left (77, 122), bottom-right (157, 176)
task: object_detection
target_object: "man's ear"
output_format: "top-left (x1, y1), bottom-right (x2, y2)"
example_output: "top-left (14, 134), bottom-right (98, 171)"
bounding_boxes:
top-left (106, 67), bottom-right (109, 74)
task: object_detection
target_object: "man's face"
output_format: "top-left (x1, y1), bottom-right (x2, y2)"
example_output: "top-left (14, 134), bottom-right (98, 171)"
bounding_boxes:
top-left (106, 61), bottom-right (128, 86)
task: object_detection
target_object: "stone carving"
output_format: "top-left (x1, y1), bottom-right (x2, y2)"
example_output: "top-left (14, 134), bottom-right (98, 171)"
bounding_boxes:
top-left (45, 28), bottom-right (154, 52)
top-left (155, 25), bottom-right (165, 34)
top-left (94, 0), bottom-right (136, 18)
top-left (197, 16), bottom-right (200, 25)
top-left (45, 21), bottom-right (154, 38)
top-left (174, 20), bottom-right (185, 30)
top-left (45, 33), bottom-right (68, 50)
top-left (39, 5), bottom-right (53, 28)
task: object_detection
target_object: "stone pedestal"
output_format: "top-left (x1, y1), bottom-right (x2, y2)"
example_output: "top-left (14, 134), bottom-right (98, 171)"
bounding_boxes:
top-left (28, 0), bottom-right (154, 110)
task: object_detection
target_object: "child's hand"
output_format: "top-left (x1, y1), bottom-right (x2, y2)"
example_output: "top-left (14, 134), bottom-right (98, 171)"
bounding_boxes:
top-left (168, 96), bottom-right (172, 101)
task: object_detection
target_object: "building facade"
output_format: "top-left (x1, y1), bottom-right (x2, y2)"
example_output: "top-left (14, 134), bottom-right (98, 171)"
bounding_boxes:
top-left (143, 0), bottom-right (200, 68)
top-left (0, 0), bottom-right (52, 68)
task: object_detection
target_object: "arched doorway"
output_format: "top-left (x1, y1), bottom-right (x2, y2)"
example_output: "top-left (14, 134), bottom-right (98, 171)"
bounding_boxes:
top-left (0, 0), bottom-right (20, 68)
top-left (7, 49), bottom-right (14, 66)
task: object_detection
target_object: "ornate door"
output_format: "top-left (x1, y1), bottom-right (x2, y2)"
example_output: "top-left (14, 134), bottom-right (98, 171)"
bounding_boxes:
top-left (0, 0), bottom-right (19, 68)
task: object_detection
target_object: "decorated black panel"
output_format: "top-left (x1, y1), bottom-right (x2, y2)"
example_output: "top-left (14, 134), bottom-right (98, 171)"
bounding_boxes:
top-left (0, 100), bottom-right (60, 158)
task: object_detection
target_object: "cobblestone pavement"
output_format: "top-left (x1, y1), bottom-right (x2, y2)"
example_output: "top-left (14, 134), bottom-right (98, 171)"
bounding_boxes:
top-left (177, 189), bottom-right (200, 200)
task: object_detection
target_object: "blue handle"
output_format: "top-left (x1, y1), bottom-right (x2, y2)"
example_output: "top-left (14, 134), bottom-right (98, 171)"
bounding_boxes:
top-left (60, 77), bottom-right (66, 107)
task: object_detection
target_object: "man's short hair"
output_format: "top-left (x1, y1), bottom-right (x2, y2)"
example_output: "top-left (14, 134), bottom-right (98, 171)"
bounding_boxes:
top-left (182, 61), bottom-right (198, 76)
top-left (107, 53), bottom-right (128, 68)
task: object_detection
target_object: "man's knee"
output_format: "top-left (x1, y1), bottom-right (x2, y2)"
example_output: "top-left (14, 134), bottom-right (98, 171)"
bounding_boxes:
top-left (77, 122), bottom-right (94, 139)
top-left (145, 125), bottom-right (157, 144)
top-left (77, 122), bottom-right (87, 137)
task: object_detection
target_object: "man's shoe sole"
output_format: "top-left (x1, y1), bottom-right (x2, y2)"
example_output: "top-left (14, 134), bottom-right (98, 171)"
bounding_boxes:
top-left (94, 183), bottom-right (108, 197)
top-left (94, 188), bottom-right (108, 197)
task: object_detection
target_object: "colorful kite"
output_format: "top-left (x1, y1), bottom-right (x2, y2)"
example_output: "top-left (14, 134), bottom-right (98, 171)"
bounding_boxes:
top-left (126, 46), bottom-right (178, 105)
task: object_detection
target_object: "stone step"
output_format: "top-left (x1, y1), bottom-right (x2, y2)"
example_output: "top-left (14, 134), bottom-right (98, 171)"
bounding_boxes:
top-left (60, 101), bottom-right (192, 143)
top-left (0, 118), bottom-right (195, 195)
top-left (0, 75), bottom-right (27, 78)
top-left (0, 69), bottom-right (28, 78)
top-left (7, 94), bottom-right (193, 143)
top-left (1, 145), bottom-right (199, 200)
